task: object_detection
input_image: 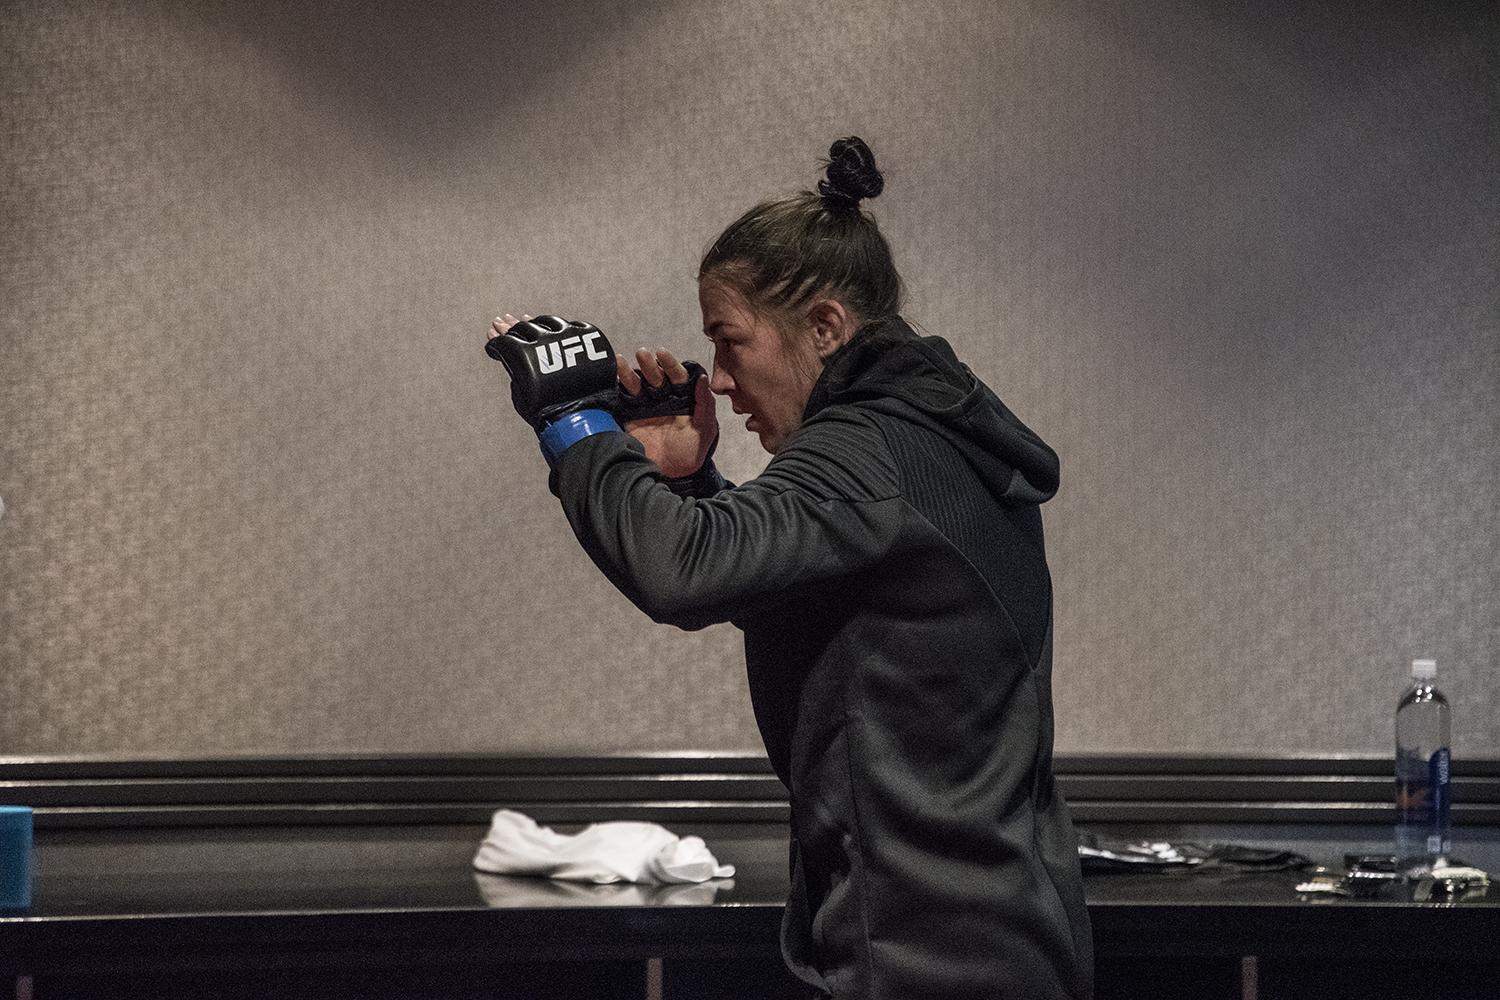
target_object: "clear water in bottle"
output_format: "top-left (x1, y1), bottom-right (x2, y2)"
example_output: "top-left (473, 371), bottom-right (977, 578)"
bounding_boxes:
top-left (1394, 658), bottom-right (1451, 877)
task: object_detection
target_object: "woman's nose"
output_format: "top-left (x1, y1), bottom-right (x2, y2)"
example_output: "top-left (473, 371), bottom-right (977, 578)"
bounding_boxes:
top-left (709, 359), bottom-right (733, 395)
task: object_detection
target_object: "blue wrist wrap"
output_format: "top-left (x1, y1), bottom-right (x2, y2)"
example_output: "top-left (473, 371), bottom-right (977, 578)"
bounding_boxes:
top-left (538, 409), bottom-right (621, 467)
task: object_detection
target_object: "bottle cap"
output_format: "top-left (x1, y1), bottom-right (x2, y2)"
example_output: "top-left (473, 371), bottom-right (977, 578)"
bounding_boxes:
top-left (1410, 658), bottom-right (1437, 680)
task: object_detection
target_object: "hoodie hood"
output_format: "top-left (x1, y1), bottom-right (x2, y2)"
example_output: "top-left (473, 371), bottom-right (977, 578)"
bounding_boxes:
top-left (803, 316), bottom-right (1059, 505)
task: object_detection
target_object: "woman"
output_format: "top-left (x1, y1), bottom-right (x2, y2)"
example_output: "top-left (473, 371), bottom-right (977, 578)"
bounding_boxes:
top-left (490, 137), bottom-right (1093, 999)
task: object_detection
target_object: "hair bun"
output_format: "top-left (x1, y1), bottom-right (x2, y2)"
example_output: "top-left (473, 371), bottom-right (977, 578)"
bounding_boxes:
top-left (818, 136), bottom-right (884, 210)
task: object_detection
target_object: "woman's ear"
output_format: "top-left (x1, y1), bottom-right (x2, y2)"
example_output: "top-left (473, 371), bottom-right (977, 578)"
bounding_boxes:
top-left (808, 299), bottom-right (857, 358)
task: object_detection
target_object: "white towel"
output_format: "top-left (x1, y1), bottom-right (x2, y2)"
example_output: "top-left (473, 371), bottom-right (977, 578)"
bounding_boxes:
top-left (472, 872), bottom-right (733, 908)
top-left (473, 809), bottom-right (736, 884)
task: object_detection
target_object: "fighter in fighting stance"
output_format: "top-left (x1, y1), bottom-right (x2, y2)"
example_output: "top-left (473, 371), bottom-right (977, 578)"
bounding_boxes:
top-left (485, 137), bottom-right (1094, 1000)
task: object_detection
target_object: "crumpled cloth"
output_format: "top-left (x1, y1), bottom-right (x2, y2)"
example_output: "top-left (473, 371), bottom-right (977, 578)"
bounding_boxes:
top-left (472, 871), bottom-right (733, 908)
top-left (472, 809), bottom-right (736, 884)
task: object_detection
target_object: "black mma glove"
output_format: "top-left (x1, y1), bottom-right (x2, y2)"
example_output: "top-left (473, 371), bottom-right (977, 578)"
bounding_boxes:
top-left (485, 315), bottom-right (622, 466)
top-left (616, 360), bottom-right (708, 420)
top-left (617, 359), bottom-right (727, 496)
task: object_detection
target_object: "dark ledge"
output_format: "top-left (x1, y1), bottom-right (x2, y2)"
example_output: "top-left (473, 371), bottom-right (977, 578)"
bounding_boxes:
top-left (1, 753), bottom-right (1497, 829)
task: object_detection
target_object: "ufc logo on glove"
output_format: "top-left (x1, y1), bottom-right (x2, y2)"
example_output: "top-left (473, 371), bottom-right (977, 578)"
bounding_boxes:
top-left (536, 332), bottom-right (609, 373)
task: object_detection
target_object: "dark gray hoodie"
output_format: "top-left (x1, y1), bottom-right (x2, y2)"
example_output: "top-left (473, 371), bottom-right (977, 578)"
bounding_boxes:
top-left (554, 316), bottom-right (1093, 1000)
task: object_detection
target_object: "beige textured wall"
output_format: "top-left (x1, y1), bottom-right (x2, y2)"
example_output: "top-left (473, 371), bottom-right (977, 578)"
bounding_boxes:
top-left (2, 1), bottom-right (1495, 757)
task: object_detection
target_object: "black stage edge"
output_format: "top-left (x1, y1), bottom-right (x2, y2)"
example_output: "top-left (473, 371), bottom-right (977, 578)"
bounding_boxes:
top-left (5, 754), bottom-right (1500, 1000)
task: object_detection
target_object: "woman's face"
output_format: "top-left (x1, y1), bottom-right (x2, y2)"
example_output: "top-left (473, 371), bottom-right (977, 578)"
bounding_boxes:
top-left (699, 278), bottom-right (823, 454)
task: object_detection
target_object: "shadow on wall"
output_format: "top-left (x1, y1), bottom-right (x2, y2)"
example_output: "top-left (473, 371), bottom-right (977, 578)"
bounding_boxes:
top-left (173, 0), bottom-right (676, 157)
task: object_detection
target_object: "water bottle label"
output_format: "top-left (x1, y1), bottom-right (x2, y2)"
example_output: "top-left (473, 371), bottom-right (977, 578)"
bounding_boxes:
top-left (1429, 747), bottom-right (1450, 819)
top-left (1395, 747), bottom-right (1449, 826)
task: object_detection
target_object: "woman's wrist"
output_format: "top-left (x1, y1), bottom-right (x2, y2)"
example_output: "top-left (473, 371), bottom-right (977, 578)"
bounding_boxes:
top-left (662, 459), bottom-right (728, 498)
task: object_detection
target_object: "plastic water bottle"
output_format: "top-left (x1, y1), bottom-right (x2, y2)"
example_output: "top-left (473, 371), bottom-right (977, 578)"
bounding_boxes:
top-left (1395, 657), bottom-right (1451, 877)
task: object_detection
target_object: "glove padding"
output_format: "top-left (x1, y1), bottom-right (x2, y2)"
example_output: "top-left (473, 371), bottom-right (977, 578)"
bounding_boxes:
top-left (485, 315), bottom-right (617, 431)
top-left (617, 361), bottom-right (707, 421)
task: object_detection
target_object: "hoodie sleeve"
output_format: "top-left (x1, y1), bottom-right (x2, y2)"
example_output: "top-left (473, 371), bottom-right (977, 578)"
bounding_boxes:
top-left (550, 410), bottom-right (903, 630)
